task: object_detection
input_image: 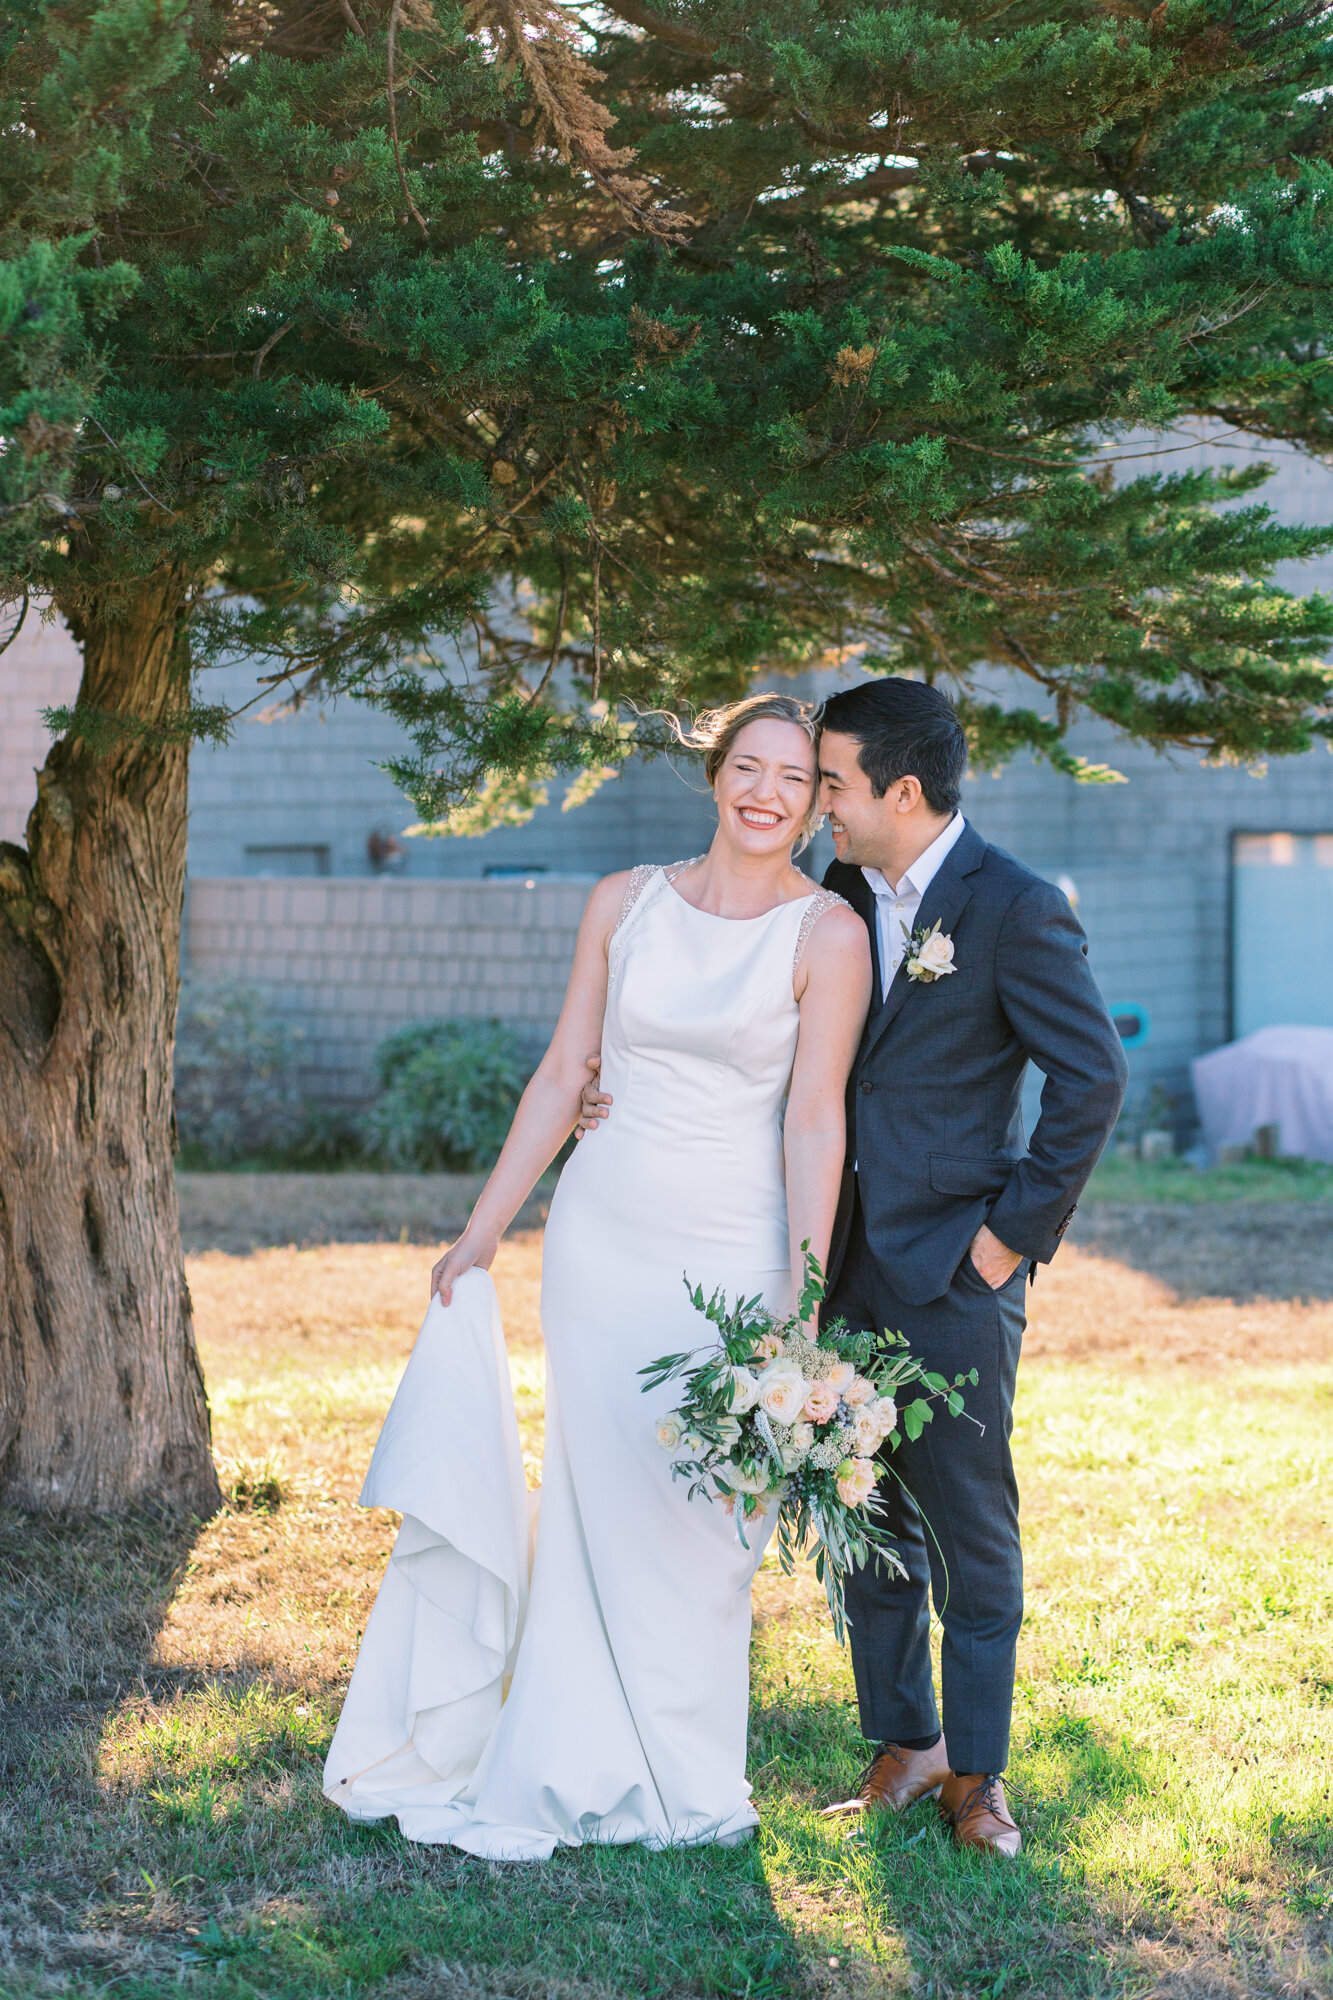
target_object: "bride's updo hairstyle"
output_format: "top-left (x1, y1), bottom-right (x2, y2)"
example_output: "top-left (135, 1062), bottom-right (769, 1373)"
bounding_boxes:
top-left (675, 691), bottom-right (822, 852)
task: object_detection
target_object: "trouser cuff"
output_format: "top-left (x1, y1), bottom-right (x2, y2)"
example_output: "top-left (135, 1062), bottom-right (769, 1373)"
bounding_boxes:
top-left (860, 1708), bottom-right (940, 1744)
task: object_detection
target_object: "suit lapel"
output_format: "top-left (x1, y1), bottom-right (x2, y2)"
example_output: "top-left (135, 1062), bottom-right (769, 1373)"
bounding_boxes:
top-left (861, 822), bottom-right (987, 1063)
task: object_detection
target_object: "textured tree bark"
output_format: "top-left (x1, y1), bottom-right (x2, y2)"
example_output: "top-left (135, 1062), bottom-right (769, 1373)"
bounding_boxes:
top-left (0, 576), bottom-right (220, 1515)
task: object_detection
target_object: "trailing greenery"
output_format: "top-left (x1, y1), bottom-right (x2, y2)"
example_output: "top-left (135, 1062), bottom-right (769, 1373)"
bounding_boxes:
top-left (360, 1016), bottom-right (533, 1169)
top-left (3, 0), bottom-right (1333, 820)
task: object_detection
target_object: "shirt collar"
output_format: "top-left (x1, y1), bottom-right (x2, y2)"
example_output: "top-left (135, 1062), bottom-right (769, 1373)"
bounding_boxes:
top-left (862, 812), bottom-right (966, 903)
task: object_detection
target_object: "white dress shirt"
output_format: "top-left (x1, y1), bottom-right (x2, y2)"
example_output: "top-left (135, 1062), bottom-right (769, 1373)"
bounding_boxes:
top-left (862, 813), bottom-right (967, 1000)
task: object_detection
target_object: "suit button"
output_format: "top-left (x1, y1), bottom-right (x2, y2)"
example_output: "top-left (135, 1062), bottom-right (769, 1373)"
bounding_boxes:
top-left (858, 1080), bottom-right (873, 1095)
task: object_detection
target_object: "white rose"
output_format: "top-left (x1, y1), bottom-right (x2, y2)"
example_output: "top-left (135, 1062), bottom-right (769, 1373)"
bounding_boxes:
top-left (714, 1415), bottom-right (741, 1450)
top-left (756, 1360), bottom-right (809, 1426)
top-left (789, 1420), bottom-right (815, 1455)
top-left (851, 1410), bottom-right (882, 1455)
top-left (826, 1361), bottom-right (856, 1397)
top-left (725, 1366), bottom-right (760, 1414)
top-left (655, 1412), bottom-right (684, 1453)
top-left (844, 1375), bottom-right (875, 1408)
top-left (680, 1430), bottom-right (706, 1458)
top-left (726, 1460), bottom-right (777, 1495)
top-left (909, 929), bottom-right (956, 981)
top-left (872, 1396), bottom-right (898, 1437)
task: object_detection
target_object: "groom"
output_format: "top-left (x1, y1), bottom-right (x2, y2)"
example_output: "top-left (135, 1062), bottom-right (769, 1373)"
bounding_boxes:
top-left (815, 677), bottom-right (1127, 1857)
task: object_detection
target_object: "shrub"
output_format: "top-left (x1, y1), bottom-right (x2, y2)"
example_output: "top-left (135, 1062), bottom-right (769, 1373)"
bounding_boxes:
top-left (284, 1105), bottom-right (365, 1169)
top-left (361, 1019), bottom-right (532, 1171)
top-left (174, 979), bottom-right (304, 1165)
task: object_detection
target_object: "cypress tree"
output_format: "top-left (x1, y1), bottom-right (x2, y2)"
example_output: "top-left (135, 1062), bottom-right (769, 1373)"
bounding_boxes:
top-left (2, 0), bottom-right (1332, 1510)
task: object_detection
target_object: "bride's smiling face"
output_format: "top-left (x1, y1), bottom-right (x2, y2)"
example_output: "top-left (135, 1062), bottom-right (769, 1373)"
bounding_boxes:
top-left (712, 719), bottom-right (817, 855)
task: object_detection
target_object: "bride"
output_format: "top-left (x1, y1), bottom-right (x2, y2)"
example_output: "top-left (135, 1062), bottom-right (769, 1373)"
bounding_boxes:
top-left (324, 691), bottom-right (872, 1860)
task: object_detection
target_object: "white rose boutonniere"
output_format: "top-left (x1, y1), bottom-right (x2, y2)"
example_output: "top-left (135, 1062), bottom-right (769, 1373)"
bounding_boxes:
top-left (902, 919), bottom-right (957, 984)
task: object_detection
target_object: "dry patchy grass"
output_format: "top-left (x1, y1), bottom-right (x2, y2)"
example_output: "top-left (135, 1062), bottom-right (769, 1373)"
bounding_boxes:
top-left (1, 1221), bottom-right (1330, 2000)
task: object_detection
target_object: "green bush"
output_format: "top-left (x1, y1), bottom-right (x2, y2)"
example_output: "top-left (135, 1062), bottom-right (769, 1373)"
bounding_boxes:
top-left (361, 1019), bottom-right (532, 1171)
top-left (174, 979), bottom-right (304, 1165)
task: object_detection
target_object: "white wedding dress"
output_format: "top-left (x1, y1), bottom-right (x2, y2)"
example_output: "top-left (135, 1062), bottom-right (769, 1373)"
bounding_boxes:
top-left (324, 861), bottom-right (844, 1860)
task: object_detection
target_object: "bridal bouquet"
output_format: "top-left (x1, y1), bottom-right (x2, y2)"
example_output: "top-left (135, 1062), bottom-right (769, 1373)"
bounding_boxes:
top-left (640, 1245), bottom-right (977, 1640)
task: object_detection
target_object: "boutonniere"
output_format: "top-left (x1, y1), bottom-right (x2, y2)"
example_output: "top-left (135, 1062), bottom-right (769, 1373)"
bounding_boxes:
top-left (901, 919), bottom-right (957, 983)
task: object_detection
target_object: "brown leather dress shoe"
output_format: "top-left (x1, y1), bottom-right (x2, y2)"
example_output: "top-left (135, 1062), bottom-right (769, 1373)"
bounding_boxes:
top-left (821, 1738), bottom-right (951, 1818)
top-left (938, 1772), bottom-right (1022, 1857)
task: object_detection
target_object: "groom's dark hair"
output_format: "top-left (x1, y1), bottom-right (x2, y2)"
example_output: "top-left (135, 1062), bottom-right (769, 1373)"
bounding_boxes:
top-left (818, 677), bottom-right (966, 815)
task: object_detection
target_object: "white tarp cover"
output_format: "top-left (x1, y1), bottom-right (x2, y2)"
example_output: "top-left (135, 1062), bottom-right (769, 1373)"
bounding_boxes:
top-left (1191, 1025), bottom-right (1333, 1165)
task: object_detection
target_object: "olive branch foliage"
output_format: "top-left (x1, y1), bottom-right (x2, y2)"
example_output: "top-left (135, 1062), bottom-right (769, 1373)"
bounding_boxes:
top-left (639, 1244), bottom-right (977, 1643)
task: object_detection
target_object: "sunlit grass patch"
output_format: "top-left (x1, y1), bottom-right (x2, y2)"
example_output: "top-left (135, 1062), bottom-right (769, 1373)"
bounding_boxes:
top-left (101, 1681), bottom-right (331, 1792)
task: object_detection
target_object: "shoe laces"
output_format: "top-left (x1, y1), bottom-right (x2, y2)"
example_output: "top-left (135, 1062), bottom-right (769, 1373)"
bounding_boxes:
top-left (856, 1743), bottom-right (906, 1795)
top-left (955, 1775), bottom-right (1008, 1823)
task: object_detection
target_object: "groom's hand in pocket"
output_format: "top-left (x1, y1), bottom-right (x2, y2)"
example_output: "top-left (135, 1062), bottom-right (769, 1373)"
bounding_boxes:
top-left (968, 1221), bottom-right (1023, 1290)
top-left (574, 1054), bottom-right (613, 1137)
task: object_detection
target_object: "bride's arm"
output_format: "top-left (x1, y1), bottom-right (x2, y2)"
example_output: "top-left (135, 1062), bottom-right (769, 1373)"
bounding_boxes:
top-left (431, 872), bottom-right (629, 1303)
top-left (783, 906), bottom-right (873, 1315)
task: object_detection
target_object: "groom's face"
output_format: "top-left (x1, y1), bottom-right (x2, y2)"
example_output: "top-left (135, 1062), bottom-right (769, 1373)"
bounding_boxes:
top-left (818, 730), bottom-right (900, 868)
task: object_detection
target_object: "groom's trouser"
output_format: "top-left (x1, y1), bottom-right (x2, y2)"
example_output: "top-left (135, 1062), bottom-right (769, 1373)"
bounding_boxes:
top-left (825, 1200), bottom-right (1026, 1776)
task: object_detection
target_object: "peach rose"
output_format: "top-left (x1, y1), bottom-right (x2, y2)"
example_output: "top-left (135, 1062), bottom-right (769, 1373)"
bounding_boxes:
top-left (803, 1379), bottom-right (841, 1424)
top-left (752, 1330), bottom-right (784, 1363)
top-left (826, 1361), bottom-right (856, 1397)
top-left (835, 1457), bottom-right (879, 1507)
top-left (872, 1395), bottom-right (898, 1437)
top-left (843, 1375), bottom-right (876, 1407)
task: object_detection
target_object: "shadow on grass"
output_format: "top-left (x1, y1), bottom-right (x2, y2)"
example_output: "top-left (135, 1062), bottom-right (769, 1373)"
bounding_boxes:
top-left (0, 1504), bottom-right (203, 1754)
top-left (1067, 1201), bottom-right (1333, 1304)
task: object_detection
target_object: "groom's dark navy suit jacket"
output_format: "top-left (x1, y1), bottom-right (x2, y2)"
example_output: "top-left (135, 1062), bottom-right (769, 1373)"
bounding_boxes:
top-left (823, 822), bottom-right (1128, 1306)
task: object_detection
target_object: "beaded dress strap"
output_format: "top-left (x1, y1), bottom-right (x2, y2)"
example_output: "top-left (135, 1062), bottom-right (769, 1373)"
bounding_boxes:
top-left (612, 863), bottom-right (659, 938)
top-left (610, 854), bottom-right (704, 934)
top-left (608, 858), bottom-right (705, 972)
top-left (793, 887), bottom-right (853, 975)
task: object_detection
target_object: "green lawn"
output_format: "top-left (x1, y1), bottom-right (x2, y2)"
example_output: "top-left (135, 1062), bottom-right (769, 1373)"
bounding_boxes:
top-left (1, 1240), bottom-right (1330, 2000)
top-left (1086, 1154), bottom-right (1333, 1204)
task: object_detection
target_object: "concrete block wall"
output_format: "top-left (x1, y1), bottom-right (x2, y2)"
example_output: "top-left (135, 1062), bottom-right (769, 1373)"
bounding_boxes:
top-left (0, 608), bottom-right (81, 843)
top-left (184, 875), bottom-right (595, 1101)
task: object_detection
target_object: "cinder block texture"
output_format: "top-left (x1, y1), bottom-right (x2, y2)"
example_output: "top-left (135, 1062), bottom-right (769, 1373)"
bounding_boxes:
top-left (0, 609), bottom-right (82, 842)
top-left (184, 876), bottom-right (594, 1102)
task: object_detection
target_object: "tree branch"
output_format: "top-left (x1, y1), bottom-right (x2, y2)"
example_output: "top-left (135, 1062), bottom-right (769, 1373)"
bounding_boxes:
top-left (594, 0), bottom-right (719, 56)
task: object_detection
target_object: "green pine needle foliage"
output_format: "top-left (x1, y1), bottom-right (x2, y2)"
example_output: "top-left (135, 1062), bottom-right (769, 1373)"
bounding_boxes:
top-left (4, 0), bottom-right (1333, 813)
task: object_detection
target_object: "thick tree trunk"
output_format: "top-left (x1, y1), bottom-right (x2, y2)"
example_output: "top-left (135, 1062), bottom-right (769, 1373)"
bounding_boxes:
top-left (0, 577), bottom-right (221, 1515)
